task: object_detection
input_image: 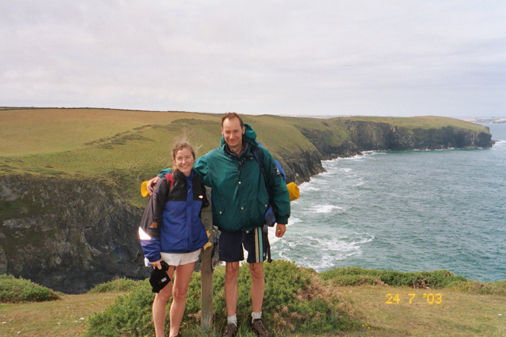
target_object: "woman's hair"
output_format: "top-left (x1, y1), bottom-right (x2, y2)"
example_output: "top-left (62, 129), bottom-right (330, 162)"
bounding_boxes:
top-left (172, 141), bottom-right (196, 172)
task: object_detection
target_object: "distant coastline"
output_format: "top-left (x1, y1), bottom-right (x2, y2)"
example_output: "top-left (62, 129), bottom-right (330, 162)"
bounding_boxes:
top-left (461, 117), bottom-right (506, 124)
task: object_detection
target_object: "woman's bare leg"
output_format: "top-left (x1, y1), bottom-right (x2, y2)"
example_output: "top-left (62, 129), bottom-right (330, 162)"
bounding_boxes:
top-left (152, 266), bottom-right (175, 337)
top-left (168, 262), bottom-right (195, 337)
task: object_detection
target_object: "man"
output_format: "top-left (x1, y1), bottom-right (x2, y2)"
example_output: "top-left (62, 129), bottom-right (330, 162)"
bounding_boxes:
top-left (147, 113), bottom-right (290, 337)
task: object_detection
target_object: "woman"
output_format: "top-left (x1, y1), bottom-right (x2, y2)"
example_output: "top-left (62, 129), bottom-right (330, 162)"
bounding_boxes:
top-left (139, 141), bottom-right (209, 337)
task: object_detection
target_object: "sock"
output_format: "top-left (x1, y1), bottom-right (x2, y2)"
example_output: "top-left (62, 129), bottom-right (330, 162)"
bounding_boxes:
top-left (227, 314), bottom-right (237, 327)
top-left (251, 311), bottom-right (262, 323)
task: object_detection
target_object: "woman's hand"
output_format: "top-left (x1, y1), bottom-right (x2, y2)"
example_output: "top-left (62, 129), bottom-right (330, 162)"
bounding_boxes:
top-left (151, 259), bottom-right (163, 270)
top-left (147, 177), bottom-right (161, 195)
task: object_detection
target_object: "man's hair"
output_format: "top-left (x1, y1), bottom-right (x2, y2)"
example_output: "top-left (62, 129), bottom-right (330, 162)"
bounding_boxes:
top-left (221, 112), bottom-right (244, 128)
top-left (172, 141), bottom-right (196, 172)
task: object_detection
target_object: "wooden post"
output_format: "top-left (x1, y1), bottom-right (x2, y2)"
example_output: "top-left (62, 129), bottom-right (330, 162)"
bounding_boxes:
top-left (200, 203), bottom-right (213, 331)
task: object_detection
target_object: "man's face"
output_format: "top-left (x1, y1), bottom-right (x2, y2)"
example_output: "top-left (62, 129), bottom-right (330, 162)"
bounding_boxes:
top-left (221, 117), bottom-right (245, 153)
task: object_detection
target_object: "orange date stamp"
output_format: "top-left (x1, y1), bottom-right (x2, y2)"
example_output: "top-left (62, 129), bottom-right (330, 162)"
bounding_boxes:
top-left (385, 293), bottom-right (442, 304)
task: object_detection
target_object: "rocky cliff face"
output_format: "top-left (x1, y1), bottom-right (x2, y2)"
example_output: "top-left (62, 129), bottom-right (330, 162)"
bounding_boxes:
top-left (288, 121), bottom-right (493, 183)
top-left (0, 120), bottom-right (493, 293)
top-left (0, 175), bottom-right (149, 293)
top-left (340, 121), bottom-right (492, 152)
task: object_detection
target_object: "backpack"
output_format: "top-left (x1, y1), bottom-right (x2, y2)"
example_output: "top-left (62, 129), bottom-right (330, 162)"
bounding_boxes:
top-left (139, 174), bottom-right (174, 239)
top-left (252, 143), bottom-right (286, 227)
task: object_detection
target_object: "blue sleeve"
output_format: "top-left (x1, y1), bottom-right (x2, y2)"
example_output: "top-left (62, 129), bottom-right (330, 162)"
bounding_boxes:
top-left (141, 238), bottom-right (161, 263)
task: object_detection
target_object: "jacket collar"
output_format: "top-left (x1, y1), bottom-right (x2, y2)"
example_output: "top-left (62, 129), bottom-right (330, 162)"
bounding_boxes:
top-left (224, 142), bottom-right (249, 160)
top-left (173, 168), bottom-right (194, 181)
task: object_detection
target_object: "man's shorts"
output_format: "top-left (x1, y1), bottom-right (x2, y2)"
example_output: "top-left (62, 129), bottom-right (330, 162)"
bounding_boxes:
top-left (219, 227), bottom-right (268, 263)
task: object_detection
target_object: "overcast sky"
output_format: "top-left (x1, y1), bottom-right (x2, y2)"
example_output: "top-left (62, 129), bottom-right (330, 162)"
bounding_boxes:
top-left (1, 1), bottom-right (505, 118)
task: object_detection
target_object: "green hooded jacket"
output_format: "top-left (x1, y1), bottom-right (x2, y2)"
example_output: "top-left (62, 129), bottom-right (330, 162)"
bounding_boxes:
top-left (158, 124), bottom-right (290, 233)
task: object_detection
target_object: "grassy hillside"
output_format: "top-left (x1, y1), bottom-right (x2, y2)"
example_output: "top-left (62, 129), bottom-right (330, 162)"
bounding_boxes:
top-left (0, 108), bottom-right (492, 207)
top-left (341, 115), bottom-right (487, 133)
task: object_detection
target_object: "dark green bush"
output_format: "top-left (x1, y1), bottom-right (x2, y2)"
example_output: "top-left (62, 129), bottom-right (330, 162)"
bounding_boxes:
top-left (320, 267), bottom-right (468, 288)
top-left (86, 279), bottom-right (155, 336)
top-left (0, 274), bottom-right (60, 303)
top-left (87, 260), bottom-right (357, 336)
top-left (88, 277), bottom-right (141, 293)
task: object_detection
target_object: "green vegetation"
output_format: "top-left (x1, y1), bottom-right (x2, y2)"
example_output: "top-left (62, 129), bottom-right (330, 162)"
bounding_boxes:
top-left (320, 266), bottom-right (468, 289)
top-left (1, 263), bottom-right (505, 336)
top-left (0, 274), bottom-right (60, 303)
top-left (0, 108), bottom-right (491, 208)
top-left (453, 279), bottom-right (506, 296)
top-left (87, 260), bottom-right (357, 336)
top-left (88, 277), bottom-right (141, 294)
top-left (340, 115), bottom-right (488, 133)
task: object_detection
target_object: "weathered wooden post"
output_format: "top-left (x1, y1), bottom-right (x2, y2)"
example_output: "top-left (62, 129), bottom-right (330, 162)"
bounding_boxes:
top-left (200, 199), bottom-right (213, 331)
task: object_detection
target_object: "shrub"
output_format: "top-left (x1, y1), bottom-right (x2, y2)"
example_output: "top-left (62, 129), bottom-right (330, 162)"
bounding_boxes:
top-left (88, 277), bottom-right (141, 293)
top-left (87, 260), bottom-right (357, 336)
top-left (320, 267), bottom-right (468, 288)
top-left (454, 279), bottom-right (506, 296)
top-left (86, 279), bottom-right (155, 336)
top-left (0, 274), bottom-right (60, 303)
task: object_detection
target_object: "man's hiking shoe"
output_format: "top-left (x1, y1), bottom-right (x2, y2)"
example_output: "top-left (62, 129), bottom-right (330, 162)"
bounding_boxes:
top-left (251, 319), bottom-right (273, 337)
top-left (221, 323), bottom-right (237, 337)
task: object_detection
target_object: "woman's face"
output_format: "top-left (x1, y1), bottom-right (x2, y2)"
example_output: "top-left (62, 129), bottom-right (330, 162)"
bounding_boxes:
top-left (174, 147), bottom-right (195, 176)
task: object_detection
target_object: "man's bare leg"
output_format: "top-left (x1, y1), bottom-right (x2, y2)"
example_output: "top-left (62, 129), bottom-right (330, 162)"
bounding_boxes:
top-left (224, 261), bottom-right (240, 316)
top-left (249, 262), bottom-right (264, 313)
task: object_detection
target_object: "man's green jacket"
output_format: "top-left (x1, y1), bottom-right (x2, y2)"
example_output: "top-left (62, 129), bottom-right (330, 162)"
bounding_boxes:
top-left (158, 124), bottom-right (290, 233)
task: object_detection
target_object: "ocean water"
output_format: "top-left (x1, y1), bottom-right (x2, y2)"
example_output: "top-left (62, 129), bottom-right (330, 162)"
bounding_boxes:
top-left (269, 123), bottom-right (506, 282)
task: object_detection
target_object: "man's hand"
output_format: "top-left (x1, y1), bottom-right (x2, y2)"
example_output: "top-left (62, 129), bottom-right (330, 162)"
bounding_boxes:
top-left (147, 177), bottom-right (161, 195)
top-left (275, 223), bottom-right (286, 238)
top-left (151, 259), bottom-right (162, 270)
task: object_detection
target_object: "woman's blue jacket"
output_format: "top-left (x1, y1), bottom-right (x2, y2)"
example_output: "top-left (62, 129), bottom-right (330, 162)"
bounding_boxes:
top-left (140, 169), bottom-right (209, 263)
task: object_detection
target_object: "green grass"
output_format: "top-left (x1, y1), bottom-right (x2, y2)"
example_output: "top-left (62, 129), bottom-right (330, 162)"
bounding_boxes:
top-left (0, 274), bottom-right (60, 303)
top-left (1, 264), bottom-right (505, 336)
top-left (320, 266), bottom-right (469, 289)
top-left (87, 278), bottom-right (141, 294)
top-left (340, 115), bottom-right (489, 133)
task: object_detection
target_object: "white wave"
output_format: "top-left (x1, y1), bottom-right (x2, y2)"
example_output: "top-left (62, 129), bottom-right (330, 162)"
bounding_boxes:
top-left (298, 185), bottom-right (318, 192)
top-left (310, 205), bottom-right (344, 213)
top-left (274, 234), bottom-right (374, 271)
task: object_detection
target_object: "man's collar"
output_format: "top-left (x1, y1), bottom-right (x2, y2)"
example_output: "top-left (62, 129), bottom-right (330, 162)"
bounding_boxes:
top-left (224, 142), bottom-right (249, 159)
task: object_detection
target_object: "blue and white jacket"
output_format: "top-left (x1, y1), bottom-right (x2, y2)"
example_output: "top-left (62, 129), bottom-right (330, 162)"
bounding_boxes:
top-left (140, 169), bottom-right (209, 263)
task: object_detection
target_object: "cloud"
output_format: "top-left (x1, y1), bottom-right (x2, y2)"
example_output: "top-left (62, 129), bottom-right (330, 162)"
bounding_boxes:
top-left (1, 0), bottom-right (506, 117)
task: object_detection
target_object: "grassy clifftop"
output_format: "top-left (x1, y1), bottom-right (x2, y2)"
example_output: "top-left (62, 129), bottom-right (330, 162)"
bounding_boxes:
top-left (0, 108), bottom-right (493, 208)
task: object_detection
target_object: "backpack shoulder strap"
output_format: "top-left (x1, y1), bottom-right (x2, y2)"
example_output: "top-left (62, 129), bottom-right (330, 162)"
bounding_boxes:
top-left (252, 148), bottom-right (269, 191)
top-left (165, 173), bottom-right (174, 190)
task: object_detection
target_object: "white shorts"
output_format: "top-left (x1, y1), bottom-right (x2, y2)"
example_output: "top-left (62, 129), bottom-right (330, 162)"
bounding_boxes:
top-left (160, 249), bottom-right (201, 266)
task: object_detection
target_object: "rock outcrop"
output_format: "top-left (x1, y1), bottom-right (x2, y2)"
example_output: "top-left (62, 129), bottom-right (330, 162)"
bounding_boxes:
top-left (0, 176), bottom-right (149, 293)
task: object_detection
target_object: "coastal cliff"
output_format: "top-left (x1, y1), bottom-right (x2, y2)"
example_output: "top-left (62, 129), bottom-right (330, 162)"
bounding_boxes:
top-left (0, 111), bottom-right (493, 293)
top-left (0, 176), bottom-right (148, 293)
top-left (285, 118), bottom-right (492, 183)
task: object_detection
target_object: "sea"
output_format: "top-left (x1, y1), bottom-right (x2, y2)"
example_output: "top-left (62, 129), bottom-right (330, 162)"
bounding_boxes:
top-left (269, 123), bottom-right (506, 282)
